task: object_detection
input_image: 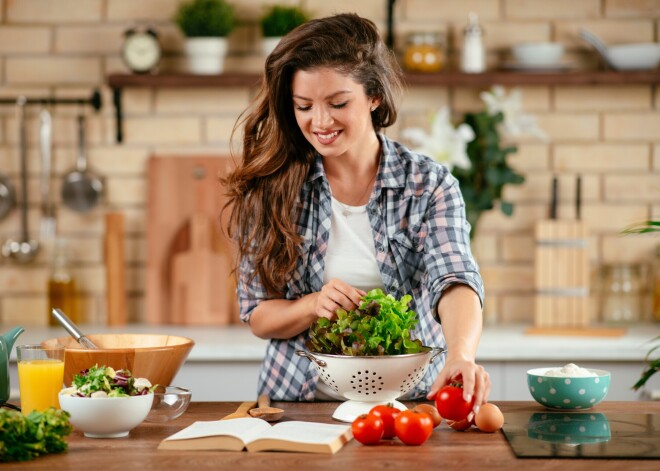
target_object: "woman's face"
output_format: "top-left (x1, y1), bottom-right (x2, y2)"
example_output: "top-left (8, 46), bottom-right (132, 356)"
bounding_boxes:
top-left (291, 67), bottom-right (380, 161)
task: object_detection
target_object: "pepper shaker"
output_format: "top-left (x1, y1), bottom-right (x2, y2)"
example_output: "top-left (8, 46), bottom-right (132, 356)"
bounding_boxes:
top-left (461, 12), bottom-right (486, 73)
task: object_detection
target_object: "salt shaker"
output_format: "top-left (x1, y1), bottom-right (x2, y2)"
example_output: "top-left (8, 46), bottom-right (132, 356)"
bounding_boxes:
top-left (461, 12), bottom-right (486, 73)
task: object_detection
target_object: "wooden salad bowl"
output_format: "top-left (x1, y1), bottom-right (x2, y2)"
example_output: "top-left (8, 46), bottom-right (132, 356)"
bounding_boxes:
top-left (41, 334), bottom-right (194, 388)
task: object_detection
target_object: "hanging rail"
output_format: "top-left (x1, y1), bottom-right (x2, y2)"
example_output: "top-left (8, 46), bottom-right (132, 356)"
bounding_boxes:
top-left (0, 89), bottom-right (102, 111)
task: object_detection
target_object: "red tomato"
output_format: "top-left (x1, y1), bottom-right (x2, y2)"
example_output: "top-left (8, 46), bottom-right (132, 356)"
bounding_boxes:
top-left (369, 404), bottom-right (400, 439)
top-left (393, 410), bottom-right (434, 446)
top-left (435, 384), bottom-right (474, 421)
top-left (351, 414), bottom-right (384, 445)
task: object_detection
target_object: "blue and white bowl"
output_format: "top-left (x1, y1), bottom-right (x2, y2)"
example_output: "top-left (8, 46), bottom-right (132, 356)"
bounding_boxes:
top-left (527, 367), bottom-right (610, 410)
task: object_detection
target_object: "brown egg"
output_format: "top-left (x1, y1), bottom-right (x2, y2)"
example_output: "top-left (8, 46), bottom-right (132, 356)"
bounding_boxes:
top-left (413, 404), bottom-right (442, 428)
top-left (474, 403), bottom-right (504, 432)
top-left (446, 417), bottom-right (473, 431)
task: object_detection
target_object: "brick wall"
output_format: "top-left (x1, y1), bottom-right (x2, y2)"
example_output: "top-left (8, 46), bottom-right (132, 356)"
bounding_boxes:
top-left (0, 0), bottom-right (658, 326)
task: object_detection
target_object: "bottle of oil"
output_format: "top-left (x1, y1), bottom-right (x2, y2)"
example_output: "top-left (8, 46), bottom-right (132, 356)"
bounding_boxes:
top-left (48, 238), bottom-right (79, 326)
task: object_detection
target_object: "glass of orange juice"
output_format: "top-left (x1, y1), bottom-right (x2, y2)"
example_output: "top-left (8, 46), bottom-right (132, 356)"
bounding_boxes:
top-left (17, 344), bottom-right (65, 415)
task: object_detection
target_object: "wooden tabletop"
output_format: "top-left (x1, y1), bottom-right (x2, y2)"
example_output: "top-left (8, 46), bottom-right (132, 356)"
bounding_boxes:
top-left (11, 401), bottom-right (660, 470)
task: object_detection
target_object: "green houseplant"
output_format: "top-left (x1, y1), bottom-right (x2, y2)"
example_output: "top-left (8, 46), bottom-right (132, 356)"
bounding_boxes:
top-left (174, 0), bottom-right (236, 74)
top-left (625, 219), bottom-right (660, 393)
top-left (402, 86), bottom-right (546, 239)
top-left (259, 5), bottom-right (308, 56)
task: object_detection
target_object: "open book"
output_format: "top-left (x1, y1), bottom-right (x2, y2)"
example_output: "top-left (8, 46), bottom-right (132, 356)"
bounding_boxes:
top-left (158, 417), bottom-right (353, 454)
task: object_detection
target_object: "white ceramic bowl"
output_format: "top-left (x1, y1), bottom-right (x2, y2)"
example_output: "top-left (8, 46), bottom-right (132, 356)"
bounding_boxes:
top-left (512, 42), bottom-right (564, 66)
top-left (59, 392), bottom-right (154, 438)
top-left (607, 43), bottom-right (660, 70)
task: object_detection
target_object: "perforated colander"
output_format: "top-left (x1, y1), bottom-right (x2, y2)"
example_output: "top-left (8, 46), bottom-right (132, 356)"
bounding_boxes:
top-left (296, 348), bottom-right (444, 422)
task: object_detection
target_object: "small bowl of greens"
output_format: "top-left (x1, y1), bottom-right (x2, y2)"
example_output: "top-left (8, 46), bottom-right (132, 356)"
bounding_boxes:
top-left (58, 365), bottom-right (155, 438)
top-left (297, 289), bottom-right (445, 422)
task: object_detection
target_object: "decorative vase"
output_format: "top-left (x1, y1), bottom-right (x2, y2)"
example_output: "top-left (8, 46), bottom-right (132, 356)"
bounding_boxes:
top-left (184, 37), bottom-right (228, 74)
top-left (261, 36), bottom-right (281, 57)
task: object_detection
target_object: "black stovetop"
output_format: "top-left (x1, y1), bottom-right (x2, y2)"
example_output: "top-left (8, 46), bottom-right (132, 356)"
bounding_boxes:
top-left (502, 411), bottom-right (660, 459)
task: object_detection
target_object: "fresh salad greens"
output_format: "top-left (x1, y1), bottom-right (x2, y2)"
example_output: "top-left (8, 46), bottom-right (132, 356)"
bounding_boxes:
top-left (61, 364), bottom-right (155, 398)
top-left (306, 288), bottom-right (430, 356)
top-left (0, 408), bottom-right (72, 462)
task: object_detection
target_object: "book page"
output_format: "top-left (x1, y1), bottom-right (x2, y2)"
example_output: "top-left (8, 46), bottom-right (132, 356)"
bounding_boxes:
top-left (163, 417), bottom-right (271, 444)
top-left (245, 421), bottom-right (352, 453)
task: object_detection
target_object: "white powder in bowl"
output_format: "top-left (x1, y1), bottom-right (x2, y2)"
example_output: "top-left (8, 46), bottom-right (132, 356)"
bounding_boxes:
top-left (544, 363), bottom-right (597, 377)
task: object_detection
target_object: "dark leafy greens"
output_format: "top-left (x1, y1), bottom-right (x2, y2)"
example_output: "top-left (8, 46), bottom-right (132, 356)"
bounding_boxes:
top-left (0, 407), bottom-right (72, 462)
top-left (306, 288), bottom-right (429, 356)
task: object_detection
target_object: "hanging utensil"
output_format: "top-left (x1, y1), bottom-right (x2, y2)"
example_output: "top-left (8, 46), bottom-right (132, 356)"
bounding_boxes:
top-left (0, 171), bottom-right (16, 222)
top-left (51, 308), bottom-right (98, 349)
top-left (39, 108), bottom-right (56, 243)
top-left (1, 96), bottom-right (40, 263)
top-left (61, 114), bottom-right (104, 213)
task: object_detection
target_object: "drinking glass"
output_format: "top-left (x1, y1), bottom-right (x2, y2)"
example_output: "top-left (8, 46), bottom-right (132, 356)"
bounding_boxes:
top-left (17, 344), bottom-right (65, 415)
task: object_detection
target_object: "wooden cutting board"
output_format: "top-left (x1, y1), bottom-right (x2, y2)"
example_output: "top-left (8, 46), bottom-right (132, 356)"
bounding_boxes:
top-left (146, 155), bottom-right (238, 325)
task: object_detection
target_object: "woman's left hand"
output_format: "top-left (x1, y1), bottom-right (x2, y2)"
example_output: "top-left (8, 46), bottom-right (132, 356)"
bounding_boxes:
top-left (426, 354), bottom-right (491, 418)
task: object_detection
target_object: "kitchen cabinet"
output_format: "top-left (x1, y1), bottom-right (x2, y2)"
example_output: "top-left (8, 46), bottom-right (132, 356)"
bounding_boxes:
top-left (7, 324), bottom-right (659, 403)
top-left (105, 70), bottom-right (660, 143)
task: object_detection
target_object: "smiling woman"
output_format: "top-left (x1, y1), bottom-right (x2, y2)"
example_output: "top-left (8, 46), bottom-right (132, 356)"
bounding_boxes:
top-left (222, 13), bottom-right (488, 409)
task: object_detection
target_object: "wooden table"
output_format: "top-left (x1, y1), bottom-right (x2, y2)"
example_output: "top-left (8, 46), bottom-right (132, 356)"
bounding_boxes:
top-left (11, 401), bottom-right (660, 470)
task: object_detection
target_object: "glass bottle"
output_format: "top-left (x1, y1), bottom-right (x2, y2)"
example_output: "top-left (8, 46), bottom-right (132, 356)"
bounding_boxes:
top-left (601, 263), bottom-right (642, 324)
top-left (461, 12), bottom-right (486, 73)
top-left (48, 238), bottom-right (79, 326)
top-left (403, 32), bottom-right (444, 73)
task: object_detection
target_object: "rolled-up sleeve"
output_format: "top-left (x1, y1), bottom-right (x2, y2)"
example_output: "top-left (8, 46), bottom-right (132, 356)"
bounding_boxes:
top-left (424, 172), bottom-right (485, 315)
top-left (236, 254), bottom-right (268, 323)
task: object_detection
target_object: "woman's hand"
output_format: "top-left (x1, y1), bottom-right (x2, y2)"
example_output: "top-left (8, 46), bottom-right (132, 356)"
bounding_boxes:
top-left (426, 354), bottom-right (491, 418)
top-left (313, 278), bottom-right (366, 319)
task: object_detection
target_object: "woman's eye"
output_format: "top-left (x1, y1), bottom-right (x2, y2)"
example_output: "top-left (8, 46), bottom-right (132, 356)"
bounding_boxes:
top-left (330, 102), bottom-right (348, 109)
top-left (295, 105), bottom-right (311, 112)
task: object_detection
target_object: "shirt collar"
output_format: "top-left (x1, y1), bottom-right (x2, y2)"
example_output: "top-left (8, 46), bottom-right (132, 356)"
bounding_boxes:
top-left (305, 133), bottom-right (407, 190)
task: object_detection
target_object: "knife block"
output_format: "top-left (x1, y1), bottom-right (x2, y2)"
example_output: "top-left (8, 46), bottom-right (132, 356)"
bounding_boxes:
top-left (534, 220), bottom-right (590, 328)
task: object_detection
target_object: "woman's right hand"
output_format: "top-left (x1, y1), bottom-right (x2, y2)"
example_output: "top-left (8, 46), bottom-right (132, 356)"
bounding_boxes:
top-left (314, 279), bottom-right (366, 320)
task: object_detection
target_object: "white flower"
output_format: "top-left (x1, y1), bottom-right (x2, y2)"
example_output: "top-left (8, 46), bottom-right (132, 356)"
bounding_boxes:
top-left (401, 107), bottom-right (474, 171)
top-left (480, 85), bottom-right (548, 141)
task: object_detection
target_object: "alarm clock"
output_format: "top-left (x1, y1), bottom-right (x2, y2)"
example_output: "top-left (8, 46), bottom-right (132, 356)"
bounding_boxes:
top-left (121, 27), bottom-right (162, 74)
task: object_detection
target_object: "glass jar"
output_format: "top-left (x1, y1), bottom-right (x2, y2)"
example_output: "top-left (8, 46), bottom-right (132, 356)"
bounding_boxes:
top-left (403, 32), bottom-right (444, 73)
top-left (600, 264), bottom-right (643, 324)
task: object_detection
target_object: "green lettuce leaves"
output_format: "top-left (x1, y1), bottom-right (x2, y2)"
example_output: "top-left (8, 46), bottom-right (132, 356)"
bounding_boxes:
top-left (306, 288), bottom-right (429, 356)
top-left (0, 408), bottom-right (72, 462)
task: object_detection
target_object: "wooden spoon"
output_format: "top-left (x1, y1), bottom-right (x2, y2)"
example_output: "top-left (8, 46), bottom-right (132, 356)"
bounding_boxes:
top-left (248, 394), bottom-right (284, 422)
top-left (220, 401), bottom-right (256, 420)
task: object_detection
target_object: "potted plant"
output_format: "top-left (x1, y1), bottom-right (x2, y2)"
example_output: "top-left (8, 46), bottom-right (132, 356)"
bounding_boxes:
top-left (174, 0), bottom-right (236, 74)
top-left (259, 5), bottom-right (308, 56)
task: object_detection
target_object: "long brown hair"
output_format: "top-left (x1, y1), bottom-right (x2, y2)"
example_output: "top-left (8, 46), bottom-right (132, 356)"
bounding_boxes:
top-left (224, 13), bottom-right (403, 296)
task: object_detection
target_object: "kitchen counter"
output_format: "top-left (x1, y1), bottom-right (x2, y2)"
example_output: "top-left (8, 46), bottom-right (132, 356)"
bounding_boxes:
top-left (8, 401), bottom-right (660, 470)
top-left (8, 323), bottom-right (660, 362)
top-left (6, 323), bottom-right (660, 402)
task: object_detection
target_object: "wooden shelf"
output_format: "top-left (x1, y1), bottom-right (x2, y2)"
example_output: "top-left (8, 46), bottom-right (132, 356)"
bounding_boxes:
top-left (106, 70), bottom-right (660, 143)
top-left (108, 70), bottom-right (660, 89)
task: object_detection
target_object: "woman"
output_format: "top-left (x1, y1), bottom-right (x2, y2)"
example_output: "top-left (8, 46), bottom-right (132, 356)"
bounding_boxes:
top-left (225, 13), bottom-right (490, 413)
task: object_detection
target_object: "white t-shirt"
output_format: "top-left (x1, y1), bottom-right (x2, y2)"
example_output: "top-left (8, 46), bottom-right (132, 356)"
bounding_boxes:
top-left (318, 197), bottom-right (385, 401)
top-left (322, 197), bottom-right (385, 292)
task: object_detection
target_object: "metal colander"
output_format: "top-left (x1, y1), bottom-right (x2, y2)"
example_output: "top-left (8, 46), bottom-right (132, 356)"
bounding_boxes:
top-left (296, 348), bottom-right (444, 403)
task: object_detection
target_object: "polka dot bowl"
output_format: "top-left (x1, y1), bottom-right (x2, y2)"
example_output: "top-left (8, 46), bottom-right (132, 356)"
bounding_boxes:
top-left (527, 367), bottom-right (611, 410)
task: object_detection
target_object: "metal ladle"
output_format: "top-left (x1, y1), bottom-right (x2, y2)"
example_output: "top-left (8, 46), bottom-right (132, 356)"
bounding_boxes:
top-left (2, 96), bottom-right (40, 263)
top-left (51, 308), bottom-right (98, 349)
top-left (61, 114), bottom-right (104, 213)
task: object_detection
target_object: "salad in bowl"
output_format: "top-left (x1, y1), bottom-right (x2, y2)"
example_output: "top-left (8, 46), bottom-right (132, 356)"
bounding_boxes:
top-left (59, 365), bottom-right (156, 438)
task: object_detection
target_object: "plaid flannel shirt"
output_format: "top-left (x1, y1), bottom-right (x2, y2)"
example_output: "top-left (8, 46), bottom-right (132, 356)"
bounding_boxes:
top-left (238, 134), bottom-right (484, 401)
